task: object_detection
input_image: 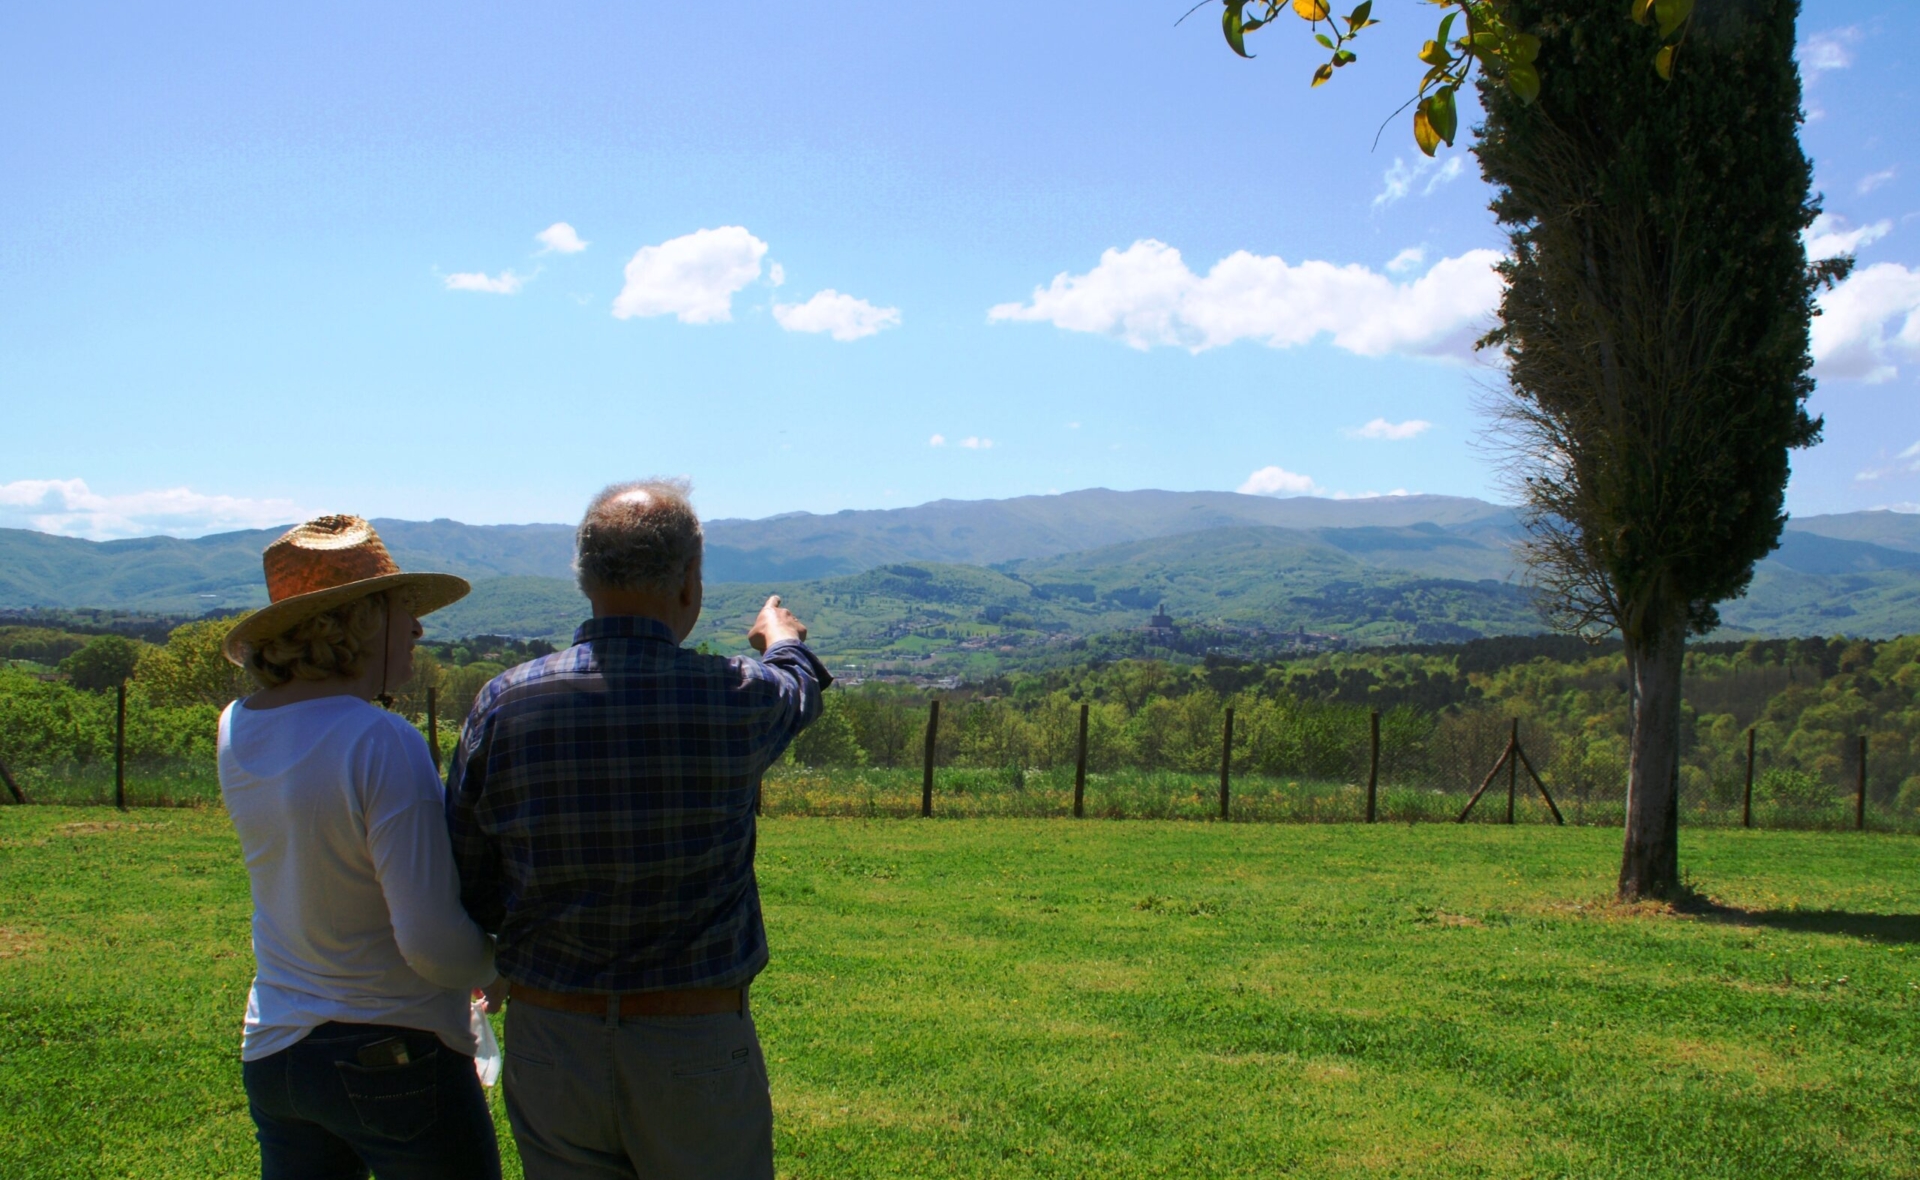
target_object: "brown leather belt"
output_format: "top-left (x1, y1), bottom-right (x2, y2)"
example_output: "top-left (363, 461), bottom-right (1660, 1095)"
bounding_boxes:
top-left (508, 983), bottom-right (744, 1017)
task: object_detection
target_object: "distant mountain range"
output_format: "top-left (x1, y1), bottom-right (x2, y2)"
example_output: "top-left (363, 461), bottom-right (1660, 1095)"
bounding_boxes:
top-left (4, 490), bottom-right (1918, 661)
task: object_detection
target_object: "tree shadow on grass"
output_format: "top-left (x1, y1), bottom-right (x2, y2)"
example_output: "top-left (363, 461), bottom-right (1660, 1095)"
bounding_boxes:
top-left (1676, 894), bottom-right (1920, 945)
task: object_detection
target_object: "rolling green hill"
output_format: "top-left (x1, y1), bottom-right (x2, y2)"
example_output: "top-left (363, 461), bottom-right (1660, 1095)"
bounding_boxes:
top-left (697, 488), bottom-right (1513, 580)
top-left (1776, 508), bottom-right (1920, 553)
top-left (2, 491), bottom-right (1916, 663)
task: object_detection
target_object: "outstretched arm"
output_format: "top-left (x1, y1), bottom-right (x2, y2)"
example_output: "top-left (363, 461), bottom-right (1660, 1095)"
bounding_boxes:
top-left (743, 595), bottom-right (831, 768)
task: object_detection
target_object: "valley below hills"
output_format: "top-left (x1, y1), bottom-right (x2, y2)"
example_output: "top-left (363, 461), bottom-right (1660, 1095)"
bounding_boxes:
top-left (5, 488), bottom-right (1917, 678)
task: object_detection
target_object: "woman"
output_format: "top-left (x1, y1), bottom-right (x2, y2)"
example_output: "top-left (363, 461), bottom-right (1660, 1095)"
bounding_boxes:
top-left (219, 515), bottom-right (501, 1180)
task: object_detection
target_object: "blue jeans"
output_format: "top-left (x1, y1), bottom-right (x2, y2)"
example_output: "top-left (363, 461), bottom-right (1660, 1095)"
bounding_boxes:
top-left (242, 1022), bottom-right (502, 1180)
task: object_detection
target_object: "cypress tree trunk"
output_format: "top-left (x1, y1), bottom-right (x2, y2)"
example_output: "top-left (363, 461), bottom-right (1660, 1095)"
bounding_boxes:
top-left (1620, 607), bottom-right (1686, 899)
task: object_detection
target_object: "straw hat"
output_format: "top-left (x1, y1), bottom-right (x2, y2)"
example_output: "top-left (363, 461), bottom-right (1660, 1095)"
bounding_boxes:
top-left (223, 515), bottom-right (470, 666)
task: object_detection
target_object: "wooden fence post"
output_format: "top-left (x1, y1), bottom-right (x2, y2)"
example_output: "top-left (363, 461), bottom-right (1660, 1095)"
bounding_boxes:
top-left (1742, 728), bottom-right (1755, 829)
top-left (1218, 707), bottom-right (1234, 821)
top-left (1856, 734), bottom-right (1868, 832)
top-left (1073, 703), bottom-right (1089, 819)
top-left (1366, 711), bottom-right (1380, 824)
top-left (426, 687), bottom-right (441, 774)
top-left (0, 756), bottom-right (27, 805)
top-left (921, 700), bottom-right (939, 818)
top-left (115, 682), bottom-right (127, 812)
top-left (1505, 718), bottom-right (1518, 825)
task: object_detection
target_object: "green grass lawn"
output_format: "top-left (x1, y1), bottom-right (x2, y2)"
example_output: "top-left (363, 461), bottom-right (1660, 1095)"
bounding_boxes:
top-left (3, 807), bottom-right (1918, 1178)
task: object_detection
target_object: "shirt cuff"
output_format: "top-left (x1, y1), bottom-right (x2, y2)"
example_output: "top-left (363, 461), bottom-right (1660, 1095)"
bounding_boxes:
top-left (763, 638), bottom-right (834, 688)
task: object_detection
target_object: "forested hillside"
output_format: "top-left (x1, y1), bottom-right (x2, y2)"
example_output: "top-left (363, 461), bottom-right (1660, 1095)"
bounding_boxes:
top-left (4, 491), bottom-right (1917, 651)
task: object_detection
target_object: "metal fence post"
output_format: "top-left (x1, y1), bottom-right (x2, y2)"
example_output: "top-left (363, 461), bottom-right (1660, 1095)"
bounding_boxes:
top-left (1218, 707), bottom-right (1233, 821)
top-left (1072, 703), bottom-right (1088, 819)
top-left (1742, 728), bottom-right (1755, 829)
top-left (1856, 734), bottom-right (1868, 832)
top-left (1506, 718), bottom-right (1518, 824)
top-left (115, 682), bottom-right (127, 811)
top-left (1366, 711), bottom-right (1380, 824)
top-left (921, 700), bottom-right (939, 818)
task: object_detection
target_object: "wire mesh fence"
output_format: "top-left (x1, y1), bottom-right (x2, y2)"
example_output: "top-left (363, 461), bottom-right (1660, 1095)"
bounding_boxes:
top-left (770, 697), bottom-right (1920, 832)
top-left (4, 691), bottom-right (1915, 834)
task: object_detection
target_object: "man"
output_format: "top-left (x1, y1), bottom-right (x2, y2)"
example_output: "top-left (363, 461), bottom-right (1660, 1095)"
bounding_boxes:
top-left (447, 479), bottom-right (828, 1180)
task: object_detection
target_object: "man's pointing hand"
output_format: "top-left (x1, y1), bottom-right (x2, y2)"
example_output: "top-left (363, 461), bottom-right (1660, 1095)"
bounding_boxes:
top-left (748, 595), bottom-right (807, 653)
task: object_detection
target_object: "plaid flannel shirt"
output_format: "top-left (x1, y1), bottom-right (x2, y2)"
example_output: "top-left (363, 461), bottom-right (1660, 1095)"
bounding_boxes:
top-left (446, 615), bottom-right (829, 992)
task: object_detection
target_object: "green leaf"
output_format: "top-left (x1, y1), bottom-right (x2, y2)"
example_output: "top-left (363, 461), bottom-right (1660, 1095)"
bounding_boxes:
top-left (1315, 31), bottom-right (1334, 48)
top-left (1311, 61), bottom-right (1335, 87)
top-left (1413, 106), bottom-right (1440, 156)
top-left (1436, 11), bottom-right (1457, 47)
top-left (1334, 48), bottom-right (1357, 65)
top-left (1223, 1), bottom-right (1251, 58)
top-left (1512, 33), bottom-right (1541, 65)
top-left (1428, 87), bottom-right (1458, 146)
top-left (1419, 39), bottom-right (1451, 66)
top-left (1349, 0), bottom-right (1372, 26)
top-left (1507, 61), bottom-right (1540, 104)
top-left (1655, 44), bottom-right (1676, 80)
top-left (1631, 0), bottom-right (1656, 26)
top-left (1654, 0), bottom-right (1693, 38)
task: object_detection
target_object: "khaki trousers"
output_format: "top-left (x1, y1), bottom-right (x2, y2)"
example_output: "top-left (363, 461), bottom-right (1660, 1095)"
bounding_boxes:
top-left (503, 998), bottom-right (773, 1180)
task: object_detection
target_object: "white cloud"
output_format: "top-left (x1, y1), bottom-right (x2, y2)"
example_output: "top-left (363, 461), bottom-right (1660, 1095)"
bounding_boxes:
top-left (1856, 439), bottom-right (1920, 483)
top-left (1237, 466), bottom-right (1323, 498)
top-left (0, 478), bottom-right (302, 540)
top-left (534, 222), bottom-right (588, 254)
top-left (929, 434), bottom-right (946, 447)
top-left (1806, 213), bottom-right (1891, 259)
top-left (444, 269), bottom-right (528, 294)
top-left (612, 226), bottom-right (767, 324)
top-left (1858, 168), bottom-right (1897, 195)
top-left (772, 289), bottom-right (902, 341)
top-left (1331, 489), bottom-right (1413, 499)
top-left (1346, 418), bottom-right (1433, 441)
top-left (768, 262), bottom-right (786, 287)
top-left (959, 436), bottom-right (993, 450)
top-left (1799, 27), bottom-right (1860, 73)
top-left (1374, 155), bottom-right (1464, 209)
top-left (1812, 262), bottom-right (1920, 383)
top-left (1386, 247), bottom-right (1426, 275)
top-left (989, 239), bottom-right (1504, 360)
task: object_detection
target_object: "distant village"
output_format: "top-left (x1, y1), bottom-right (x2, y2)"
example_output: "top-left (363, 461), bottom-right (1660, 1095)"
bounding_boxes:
top-left (835, 603), bottom-right (1349, 688)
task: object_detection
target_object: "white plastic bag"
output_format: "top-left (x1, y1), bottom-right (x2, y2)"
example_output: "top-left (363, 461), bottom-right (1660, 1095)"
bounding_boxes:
top-left (471, 997), bottom-right (502, 1088)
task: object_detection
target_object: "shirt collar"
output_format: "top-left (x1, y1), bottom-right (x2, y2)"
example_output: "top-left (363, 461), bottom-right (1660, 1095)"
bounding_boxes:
top-left (572, 615), bottom-right (681, 648)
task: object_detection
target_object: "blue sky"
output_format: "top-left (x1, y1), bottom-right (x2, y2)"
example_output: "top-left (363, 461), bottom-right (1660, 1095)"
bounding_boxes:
top-left (2, 2), bottom-right (1915, 539)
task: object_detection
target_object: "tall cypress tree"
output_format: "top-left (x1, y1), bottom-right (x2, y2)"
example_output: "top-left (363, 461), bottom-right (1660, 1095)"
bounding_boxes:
top-left (1475, 0), bottom-right (1844, 898)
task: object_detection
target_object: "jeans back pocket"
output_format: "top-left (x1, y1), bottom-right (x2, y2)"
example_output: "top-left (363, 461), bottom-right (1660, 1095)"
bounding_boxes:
top-left (335, 1049), bottom-right (441, 1142)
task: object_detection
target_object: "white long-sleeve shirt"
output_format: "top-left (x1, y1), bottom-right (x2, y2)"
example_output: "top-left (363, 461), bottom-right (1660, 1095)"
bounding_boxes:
top-left (219, 695), bottom-right (495, 1061)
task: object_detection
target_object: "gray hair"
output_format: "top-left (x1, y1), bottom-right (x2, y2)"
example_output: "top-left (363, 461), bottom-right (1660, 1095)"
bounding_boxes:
top-left (574, 479), bottom-right (704, 595)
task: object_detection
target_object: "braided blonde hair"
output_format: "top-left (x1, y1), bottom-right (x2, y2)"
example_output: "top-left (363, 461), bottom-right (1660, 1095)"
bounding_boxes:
top-left (246, 593), bottom-right (388, 688)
